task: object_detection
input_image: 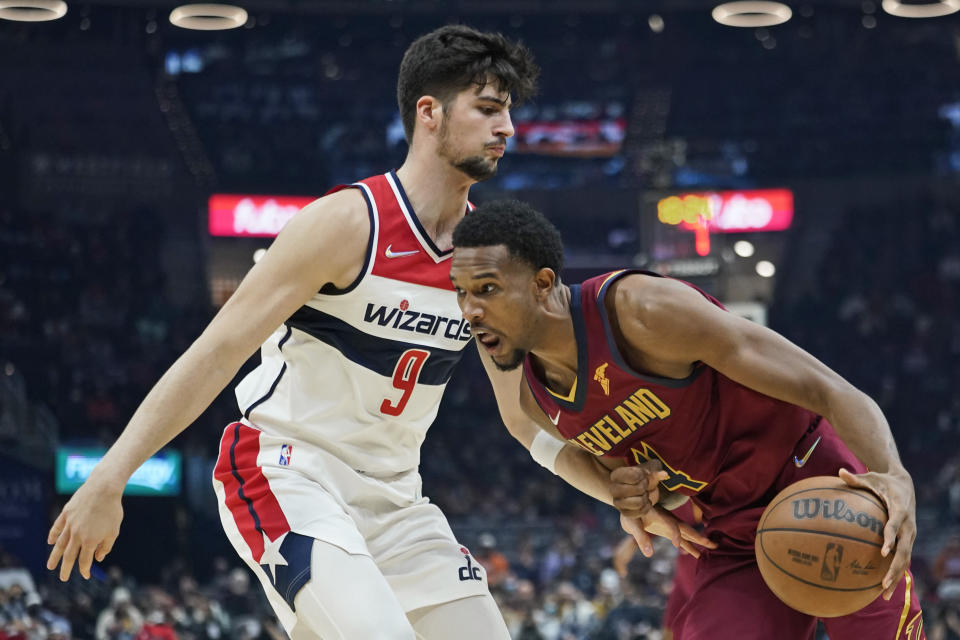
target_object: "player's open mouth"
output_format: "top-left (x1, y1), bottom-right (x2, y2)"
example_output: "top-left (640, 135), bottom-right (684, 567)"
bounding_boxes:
top-left (475, 330), bottom-right (501, 353)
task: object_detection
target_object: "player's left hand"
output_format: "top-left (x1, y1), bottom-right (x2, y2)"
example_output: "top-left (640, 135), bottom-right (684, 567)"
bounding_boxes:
top-left (839, 467), bottom-right (917, 601)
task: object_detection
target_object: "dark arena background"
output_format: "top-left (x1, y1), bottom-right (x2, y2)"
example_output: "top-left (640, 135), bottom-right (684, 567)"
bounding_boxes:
top-left (2, 1), bottom-right (960, 638)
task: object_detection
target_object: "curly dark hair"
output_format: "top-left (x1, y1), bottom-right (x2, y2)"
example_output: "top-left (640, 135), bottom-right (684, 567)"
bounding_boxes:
top-left (452, 199), bottom-right (564, 274)
top-left (397, 25), bottom-right (539, 142)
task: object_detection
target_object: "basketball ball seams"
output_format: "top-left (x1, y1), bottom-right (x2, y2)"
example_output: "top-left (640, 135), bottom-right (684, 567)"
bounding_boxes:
top-left (757, 533), bottom-right (884, 594)
top-left (756, 528), bottom-right (883, 548)
top-left (757, 536), bottom-right (883, 593)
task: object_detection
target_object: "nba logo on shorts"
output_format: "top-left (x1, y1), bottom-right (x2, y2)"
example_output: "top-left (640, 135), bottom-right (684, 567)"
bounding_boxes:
top-left (279, 444), bottom-right (292, 466)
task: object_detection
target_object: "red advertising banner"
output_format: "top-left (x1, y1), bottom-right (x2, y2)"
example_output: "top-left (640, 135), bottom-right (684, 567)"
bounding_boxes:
top-left (657, 189), bottom-right (793, 233)
top-left (208, 194), bottom-right (317, 237)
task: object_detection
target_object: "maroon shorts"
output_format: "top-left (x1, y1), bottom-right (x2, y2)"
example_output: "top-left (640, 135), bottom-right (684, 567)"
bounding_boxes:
top-left (668, 419), bottom-right (926, 640)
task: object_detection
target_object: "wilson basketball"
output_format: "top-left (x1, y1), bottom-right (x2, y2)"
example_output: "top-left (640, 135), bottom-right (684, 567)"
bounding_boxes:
top-left (755, 476), bottom-right (892, 618)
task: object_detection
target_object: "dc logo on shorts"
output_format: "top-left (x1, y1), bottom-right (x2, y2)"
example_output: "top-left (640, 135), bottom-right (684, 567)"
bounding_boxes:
top-left (458, 547), bottom-right (482, 582)
top-left (279, 444), bottom-right (292, 466)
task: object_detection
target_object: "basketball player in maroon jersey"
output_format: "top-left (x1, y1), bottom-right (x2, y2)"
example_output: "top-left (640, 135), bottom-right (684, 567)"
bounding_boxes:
top-left (451, 199), bottom-right (926, 640)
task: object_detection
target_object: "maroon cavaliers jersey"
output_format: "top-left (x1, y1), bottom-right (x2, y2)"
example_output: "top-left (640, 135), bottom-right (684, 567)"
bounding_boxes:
top-left (522, 269), bottom-right (819, 524)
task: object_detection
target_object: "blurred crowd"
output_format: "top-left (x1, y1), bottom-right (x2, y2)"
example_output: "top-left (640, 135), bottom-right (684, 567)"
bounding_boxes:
top-left (160, 11), bottom-right (956, 193)
top-left (0, 206), bottom-right (198, 445)
top-left (1, 527), bottom-right (959, 639)
top-left (0, 547), bottom-right (286, 640)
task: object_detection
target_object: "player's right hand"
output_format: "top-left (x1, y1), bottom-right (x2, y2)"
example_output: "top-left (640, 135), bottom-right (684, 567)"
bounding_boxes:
top-left (609, 462), bottom-right (670, 518)
top-left (620, 507), bottom-right (717, 559)
top-left (46, 477), bottom-right (124, 581)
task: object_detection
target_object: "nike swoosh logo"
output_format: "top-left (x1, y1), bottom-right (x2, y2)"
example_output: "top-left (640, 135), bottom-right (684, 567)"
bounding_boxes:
top-left (794, 435), bottom-right (822, 468)
top-left (385, 244), bottom-right (420, 259)
top-left (549, 409), bottom-right (561, 425)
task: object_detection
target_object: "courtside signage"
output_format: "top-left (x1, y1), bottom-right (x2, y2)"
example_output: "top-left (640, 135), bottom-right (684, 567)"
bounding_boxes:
top-left (208, 194), bottom-right (316, 237)
top-left (55, 448), bottom-right (181, 496)
top-left (658, 189), bottom-right (793, 233)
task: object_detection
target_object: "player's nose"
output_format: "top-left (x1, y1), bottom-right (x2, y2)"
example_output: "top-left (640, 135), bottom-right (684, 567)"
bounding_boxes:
top-left (460, 294), bottom-right (484, 322)
top-left (495, 111), bottom-right (514, 139)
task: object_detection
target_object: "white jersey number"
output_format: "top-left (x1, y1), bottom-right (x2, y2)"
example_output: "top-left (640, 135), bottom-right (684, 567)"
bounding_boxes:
top-left (380, 349), bottom-right (430, 416)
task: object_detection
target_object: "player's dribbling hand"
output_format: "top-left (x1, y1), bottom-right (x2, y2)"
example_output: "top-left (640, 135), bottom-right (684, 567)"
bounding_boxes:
top-left (46, 476), bottom-right (124, 581)
top-left (609, 462), bottom-right (670, 519)
top-left (838, 467), bottom-right (917, 601)
top-left (619, 507), bottom-right (717, 559)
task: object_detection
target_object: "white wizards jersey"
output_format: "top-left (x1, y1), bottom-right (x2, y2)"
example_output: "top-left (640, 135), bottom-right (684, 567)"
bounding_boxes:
top-left (234, 171), bottom-right (473, 474)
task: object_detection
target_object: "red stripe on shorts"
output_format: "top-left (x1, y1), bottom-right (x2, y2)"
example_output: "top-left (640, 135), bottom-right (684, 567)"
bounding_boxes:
top-left (213, 422), bottom-right (290, 561)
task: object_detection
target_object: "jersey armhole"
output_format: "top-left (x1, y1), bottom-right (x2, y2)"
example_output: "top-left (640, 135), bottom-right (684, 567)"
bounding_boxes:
top-left (318, 184), bottom-right (377, 296)
top-left (596, 270), bottom-right (706, 388)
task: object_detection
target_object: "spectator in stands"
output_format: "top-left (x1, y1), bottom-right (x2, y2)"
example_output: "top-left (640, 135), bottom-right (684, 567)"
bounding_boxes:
top-left (135, 610), bottom-right (177, 640)
top-left (476, 533), bottom-right (512, 588)
top-left (95, 587), bottom-right (143, 640)
top-left (936, 536), bottom-right (960, 601)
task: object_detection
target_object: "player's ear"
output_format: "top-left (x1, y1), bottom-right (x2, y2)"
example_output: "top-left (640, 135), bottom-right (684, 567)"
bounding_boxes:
top-left (415, 95), bottom-right (443, 133)
top-left (533, 267), bottom-right (557, 300)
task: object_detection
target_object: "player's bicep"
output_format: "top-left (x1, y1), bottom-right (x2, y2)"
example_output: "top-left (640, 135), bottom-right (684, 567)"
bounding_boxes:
top-left (202, 190), bottom-right (369, 360)
top-left (625, 279), bottom-right (847, 414)
top-left (697, 313), bottom-right (849, 414)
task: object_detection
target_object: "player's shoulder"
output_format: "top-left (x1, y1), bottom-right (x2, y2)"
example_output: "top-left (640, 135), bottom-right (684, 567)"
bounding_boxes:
top-left (606, 273), bottom-right (709, 333)
top-left (285, 187), bottom-right (371, 247)
top-left (300, 187), bottom-right (369, 227)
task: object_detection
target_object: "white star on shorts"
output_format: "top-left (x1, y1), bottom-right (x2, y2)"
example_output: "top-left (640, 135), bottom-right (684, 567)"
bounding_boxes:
top-left (260, 531), bottom-right (289, 583)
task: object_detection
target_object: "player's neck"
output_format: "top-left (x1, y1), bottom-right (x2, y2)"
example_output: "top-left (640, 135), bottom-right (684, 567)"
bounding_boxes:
top-left (395, 156), bottom-right (473, 239)
top-left (529, 285), bottom-right (579, 389)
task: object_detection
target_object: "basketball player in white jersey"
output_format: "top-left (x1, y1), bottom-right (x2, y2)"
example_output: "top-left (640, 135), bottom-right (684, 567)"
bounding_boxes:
top-left (45, 25), bottom-right (541, 640)
top-left (45, 25), bottom-right (677, 639)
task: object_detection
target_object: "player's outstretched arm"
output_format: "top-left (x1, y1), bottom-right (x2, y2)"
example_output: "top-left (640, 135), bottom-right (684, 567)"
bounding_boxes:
top-left (474, 343), bottom-right (713, 558)
top-left (46, 188), bottom-right (370, 582)
top-left (611, 274), bottom-right (916, 600)
top-left (473, 341), bottom-right (641, 504)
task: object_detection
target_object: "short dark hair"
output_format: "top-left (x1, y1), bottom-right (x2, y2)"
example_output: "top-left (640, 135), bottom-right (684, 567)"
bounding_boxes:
top-left (397, 25), bottom-right (539, 142)
top-left (452, 199), bottom-right (564, 274)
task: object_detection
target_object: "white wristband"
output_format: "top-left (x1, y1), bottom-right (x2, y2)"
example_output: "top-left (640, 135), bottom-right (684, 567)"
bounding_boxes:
top-left (530, 430), bottom-right (566, 475)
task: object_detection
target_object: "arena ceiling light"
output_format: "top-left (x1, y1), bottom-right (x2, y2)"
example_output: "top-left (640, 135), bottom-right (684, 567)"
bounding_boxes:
top-left (712, 1), bottom-right (792, 27)
top-left (169, 3), bottom-right (247, 30)
top-left (881, 0), bottom-right (960, 18)
top-left (0, 0), bottom-right (66, 22)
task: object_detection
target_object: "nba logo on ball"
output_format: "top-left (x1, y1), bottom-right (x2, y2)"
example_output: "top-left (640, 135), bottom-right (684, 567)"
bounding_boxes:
top-left (820, 543), bottom-right (843, 582)
top-left (279, 444), bottom-right (292, 466)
